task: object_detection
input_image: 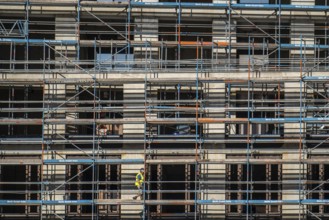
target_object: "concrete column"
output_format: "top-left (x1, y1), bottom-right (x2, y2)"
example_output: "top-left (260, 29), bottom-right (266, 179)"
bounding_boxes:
top-left (204, 81), bottom-right (226, 138)
top-left (282, 153), bottom-right (305, 219)
top-left (55, 16), bottom-right (77, 69)
top-left (290, 0), bottom-right (315, 69)
top-left (123, 83), bottom-right (145, 139)
top-left (46, 16), bottom-right (77, 216)
top-left (134, 0), bottom-right (159, 68)
top-left (228, 86), bottom-right (237, 135)
top-left (42, 153), bottom-right (66, 216)
top-left (213, 0), bottom-right (237, 67)
top-left (65, 84), bottom-right (79, 135)
top-left (43, 83), bottom-right (66, 216)
top-left (120, 153), bottom-right (144, 218)
top-left (201, 150), bottom-right (226, 218)
top-left (284, 82), bottom-right (302, 138)
top-left (212, 19), bottom-right (236, 68)
top-left (52, 15), bottom-right (78, 136)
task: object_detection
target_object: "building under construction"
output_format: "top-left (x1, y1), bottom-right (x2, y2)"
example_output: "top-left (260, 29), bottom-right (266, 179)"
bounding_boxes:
top-left (0, 0), bottom-right (329, 219)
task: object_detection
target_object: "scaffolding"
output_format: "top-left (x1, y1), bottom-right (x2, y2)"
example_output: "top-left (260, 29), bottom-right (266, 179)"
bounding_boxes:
top-left (0, 0), bottom-right (329, 219)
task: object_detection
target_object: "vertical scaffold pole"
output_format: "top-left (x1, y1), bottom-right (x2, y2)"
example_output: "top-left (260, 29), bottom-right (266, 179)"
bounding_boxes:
top-left (40, 83), bottom-right (46, 220)
top-left (178, 0), bottom-right (181, 70)
top-left (143, 75), bottom-right (147, 220)
top-left (77, 0), bottom-right (80, 63)
top-left (228, 0), bottom-right (232, 70)
top-left (25, 0), bottom-right (29, 70)
top-left (246, 35), bottom-right (251, 220)
top-left (278, 0), bottom-right (281, 69)
top-left (92, 47), bottom-right (97, 219)
top-left (195, 37), bottom-right (199, 220)
top-left (298, 34), bottom-right (303, 220)
top-left (128, 0), bottom-right (131, 61)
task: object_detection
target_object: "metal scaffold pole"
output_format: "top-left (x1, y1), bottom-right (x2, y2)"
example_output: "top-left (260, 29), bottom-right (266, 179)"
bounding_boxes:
top-left (0, 1), bottom-right (329, 219)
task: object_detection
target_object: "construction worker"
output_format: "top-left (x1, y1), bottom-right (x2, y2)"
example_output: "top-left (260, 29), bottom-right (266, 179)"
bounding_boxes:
top-left (133, 168), bottom-right (144, 200)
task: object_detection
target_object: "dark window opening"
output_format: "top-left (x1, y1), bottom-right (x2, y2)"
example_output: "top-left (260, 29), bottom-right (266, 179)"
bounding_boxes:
top-left (154, 88), bottom-right (203, 137)
top-left (0, 16), bottom-right (26, 38)
top-left (29, 45), bottom-right (55, 70)
top-left (237, 21), bottom-right (290, 68)
top-left (159, 19), bottom-right (212, 63)
top-left (307, 85), bottom-right (329, 136)
top-left (0, 17), bottom-right (27, 68)
top-left (148, 164), bottom-right (158, 213)
top-left (0, 164), bottom-right (40, 214)
top-left (29, 17), bottom-right (55, 69)
top-left (66, 158), bottom-right (120, 215)
top-left (148, 159), bottom-right (197, 215)
top-left (1, 165), bottom-right (26, 214)
top-left (307, 163), bottom-right (329, 214)
top-left (29, 17), bottom-right (55, 40)
top-left (234, 89), bottom-right (283, 137)
top-left (237, 21), bottom-right (290, 44)
top-left (81, 165), bottom-right (94, 214)
top-left (30, 165), bottom-right (40, 213)
top-left (80, 18), bottom-right (131, 41)
top-left (74, 87), bottom-right (123, 136)
top-left (80, 18), bottom-right (133, 69)
top-left (226, 156), bottom-right (281, 215)
top-left (0, 86), bottom-right (43, 138)
top-left (308, 164), bottom-right (320, 213)
top-left (98, 164), bottom-right (120, 215)
top-left (161, 164), bottom-right (195, 213)
top-left (0, 45), bottom-right (25, 69)
top-left (227, 164), bottom-right (238, 213)
top-left (315, 0), bottom-right (329, 5)
top-left (315, 23), bottom-right (329, 68)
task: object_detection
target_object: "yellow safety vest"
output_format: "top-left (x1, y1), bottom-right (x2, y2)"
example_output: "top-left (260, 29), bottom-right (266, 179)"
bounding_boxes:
top-left (135, 172), bottom-right (144, 187)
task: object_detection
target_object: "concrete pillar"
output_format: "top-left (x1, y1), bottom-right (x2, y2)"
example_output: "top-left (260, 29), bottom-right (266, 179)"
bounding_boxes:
top-left (55, 16), bottom-right (77, 69)
top-left (204, 82), bottom-right (226, 138)
top-left (134, 0), bottom-right (159, 68)
top-left (212, 19), bottom-right (236, 68)
top-left (282, 153), bottom-right (305, 219)
top-left (201, 150), bottom-right (226, 218)
top-left (51, 15), bottom-right (77, 136)
top-left (41, 15), bottom-right (78, 216)
top-left (290, 0), bottom-right (315, 69)
top-left (123, 83), bottom-right (145, 139)
top-left (284, 81), bottom-right (302, 138)
top-left (213, 0), bottom-right (237, 66)
top-left (228, 87), bottom-right (237, 135)
top-left (65, 84), bottom-right (79, 135)
top-left (43, 83), bottom-right (66, 217)
top-left (120, 153), bottom-right (144, 218)
top-left (42, 153), bottom-right (66, 217)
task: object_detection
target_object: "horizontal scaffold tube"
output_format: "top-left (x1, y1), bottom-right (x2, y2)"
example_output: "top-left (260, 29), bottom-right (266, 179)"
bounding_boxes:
top-left (131, 2), bottom-right (329, 12)
top-left (1, 106), bottom-right (329, 113)
top-left (0, 117), bottom-right (327, 125)
top-left (2, 159), bottom-right (329, 165)
top-left (1, 199), bottom-right (329, 206)
top-left (2, 137), bottom-right (328, 145)
top-left (1, 38), bottom-right (329, 50)
top-left (1, 0), bottom-right (329, 12)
